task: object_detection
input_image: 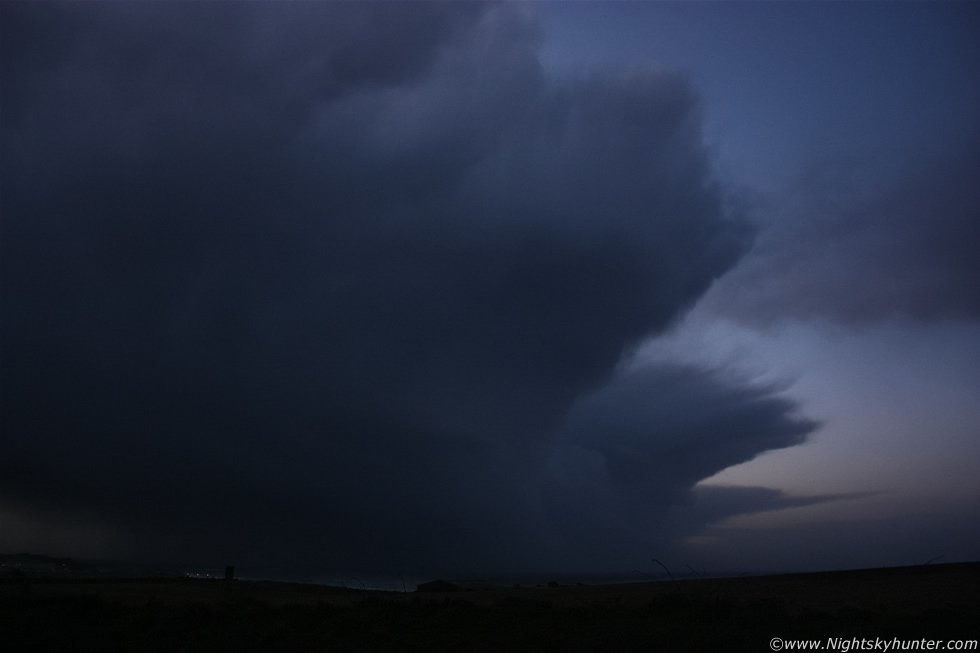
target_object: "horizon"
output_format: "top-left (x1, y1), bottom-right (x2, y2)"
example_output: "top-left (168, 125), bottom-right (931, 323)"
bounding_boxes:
top-left (4, 550), bottom-right (972, 593)
top-left (2, 2), bottom-right (978, 578)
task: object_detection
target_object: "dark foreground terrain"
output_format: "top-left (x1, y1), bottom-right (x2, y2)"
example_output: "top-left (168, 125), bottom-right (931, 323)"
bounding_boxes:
top-left (2, 562), bottom-right (977, 651)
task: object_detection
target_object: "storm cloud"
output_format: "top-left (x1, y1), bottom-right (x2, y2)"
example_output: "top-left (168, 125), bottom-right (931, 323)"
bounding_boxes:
top-left (2, 2), bottom-right (816, 574)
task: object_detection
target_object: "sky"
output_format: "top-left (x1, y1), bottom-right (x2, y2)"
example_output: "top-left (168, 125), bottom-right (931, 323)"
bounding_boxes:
top-left (2, 1), bottom-right (978, 578)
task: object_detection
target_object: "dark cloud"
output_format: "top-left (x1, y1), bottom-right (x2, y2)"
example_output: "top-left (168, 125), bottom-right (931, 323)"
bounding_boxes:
top-left (1, 2), bottom-right (809, 574)
top-left (706, 138), bottom-right (980, 326)
top-left (684, 504), bottom-right (980, 574)
top-left (663, 485), bottom-right (872, 536)
top-left (540, 365), bottom-right (818, 570)
top-left (1, 362), bottom-right (819, 575)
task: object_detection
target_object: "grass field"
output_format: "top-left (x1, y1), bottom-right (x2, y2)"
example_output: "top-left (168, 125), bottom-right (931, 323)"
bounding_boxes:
top-left (2, 562), bottom-right (977, 651)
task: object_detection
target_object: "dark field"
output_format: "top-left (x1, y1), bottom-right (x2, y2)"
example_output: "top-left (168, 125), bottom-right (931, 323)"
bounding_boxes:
top-left (2, 563), bottom-right (977, 651)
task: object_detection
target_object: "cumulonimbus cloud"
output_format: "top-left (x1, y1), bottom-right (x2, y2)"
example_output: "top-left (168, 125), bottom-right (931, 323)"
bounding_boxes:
top-left (1, 2), bottom-right (816, 573)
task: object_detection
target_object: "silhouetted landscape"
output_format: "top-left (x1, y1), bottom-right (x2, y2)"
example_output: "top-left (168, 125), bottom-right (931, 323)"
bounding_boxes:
top-left (2, 555), bottom-right (977, 651)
